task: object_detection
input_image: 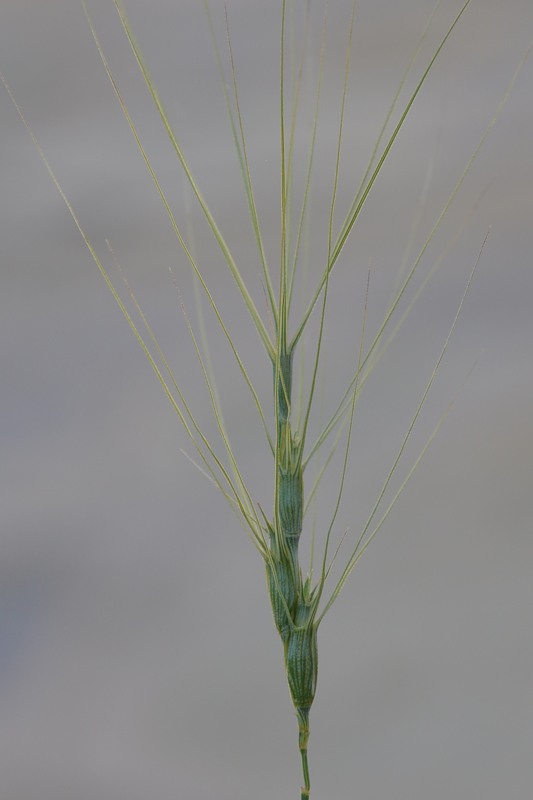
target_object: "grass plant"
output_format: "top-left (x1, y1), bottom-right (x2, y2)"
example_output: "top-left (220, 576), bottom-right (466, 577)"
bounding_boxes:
top-left (2, 1), bottom-right (529, 797)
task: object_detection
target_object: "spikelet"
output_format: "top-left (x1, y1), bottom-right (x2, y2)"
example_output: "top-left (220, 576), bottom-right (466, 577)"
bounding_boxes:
top-left (277, 421), bottom-right (304, 551)
top-left (286, 598), bottom-right (318, 736)
top-left (266, 543), bottom-right (297, 642)
top-left (275, 346), bottom-right (293, 423)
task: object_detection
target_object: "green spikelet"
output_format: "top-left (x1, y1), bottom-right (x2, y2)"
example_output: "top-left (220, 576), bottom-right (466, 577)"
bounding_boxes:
top-left (266, 543), bottom-right (297, 642)
top-left (275, 346), bottom-right (293, 423)
top-left (286, 599), bottom-right (318, 720)
top-left (277, 421), bottom-right (304, 549)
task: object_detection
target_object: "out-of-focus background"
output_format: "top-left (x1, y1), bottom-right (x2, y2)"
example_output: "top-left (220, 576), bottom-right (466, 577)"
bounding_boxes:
top-left (1, 2), bottom-right (532, 798)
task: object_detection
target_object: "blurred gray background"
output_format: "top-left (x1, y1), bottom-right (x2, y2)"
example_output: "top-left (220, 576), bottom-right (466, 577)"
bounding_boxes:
top-left (1, 1), bottom-right (532, 798)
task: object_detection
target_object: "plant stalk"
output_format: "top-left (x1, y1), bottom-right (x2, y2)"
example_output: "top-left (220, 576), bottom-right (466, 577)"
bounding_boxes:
top-left (298, 708), bottom-right (311, 798)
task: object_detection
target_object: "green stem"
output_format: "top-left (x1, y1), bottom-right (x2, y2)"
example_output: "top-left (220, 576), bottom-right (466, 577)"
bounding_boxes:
top-left (300, 747), bottom-right (310, 799)
top-left (298, 710), bottom-right (311, 798)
